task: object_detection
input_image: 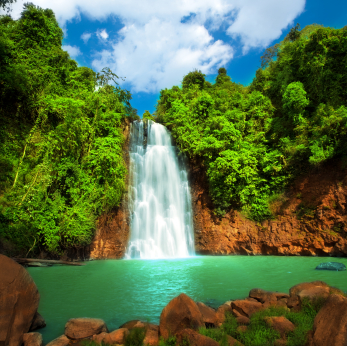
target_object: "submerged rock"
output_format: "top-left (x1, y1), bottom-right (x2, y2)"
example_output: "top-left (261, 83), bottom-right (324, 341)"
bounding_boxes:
top-left (315, 262), bottom-right (346, 271)
top-left (30, 312), bottom-right (46, 331)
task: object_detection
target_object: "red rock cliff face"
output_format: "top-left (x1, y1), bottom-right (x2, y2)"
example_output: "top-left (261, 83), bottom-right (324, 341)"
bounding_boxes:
top-left (89, 119), bottom-right (131, 259)
top-left (189, 159), bottom-right (347, 256)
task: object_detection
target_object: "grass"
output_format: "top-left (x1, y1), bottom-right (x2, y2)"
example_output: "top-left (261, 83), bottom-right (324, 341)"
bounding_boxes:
top-left (197, 297), bottom-right (327, 346)
top-left (125, 327), bottom-right (146, 346)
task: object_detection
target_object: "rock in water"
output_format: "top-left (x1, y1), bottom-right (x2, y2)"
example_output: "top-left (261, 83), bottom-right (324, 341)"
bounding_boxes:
top-left (0, 254), bottom-right (40, 346)
top-left (315, 262), bottom-right (346, 271)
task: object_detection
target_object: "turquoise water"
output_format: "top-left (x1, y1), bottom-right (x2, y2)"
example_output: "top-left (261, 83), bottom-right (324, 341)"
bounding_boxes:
top-left (27, 256), bottom-right (347, 344)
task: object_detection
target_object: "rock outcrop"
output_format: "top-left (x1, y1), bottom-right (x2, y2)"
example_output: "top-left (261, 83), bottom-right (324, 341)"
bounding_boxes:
top-left (89, 118), bottom-right (131, 259)
top-left (65, 318), bottom-right (108, 339)
top-left (190, 159), bottom-right (347, 256)
top-left (0, 254), bottom-right (40, 346)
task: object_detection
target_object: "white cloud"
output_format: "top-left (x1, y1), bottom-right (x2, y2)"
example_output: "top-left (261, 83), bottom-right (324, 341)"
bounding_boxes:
top-left (96, 29), bottom-right (109, 40)
top-left (62, 45), bottom-right (82, 58)
top-left (9, 0), bottom-right (306, 92)
top-left (81, 32), bottom-right (92, 43)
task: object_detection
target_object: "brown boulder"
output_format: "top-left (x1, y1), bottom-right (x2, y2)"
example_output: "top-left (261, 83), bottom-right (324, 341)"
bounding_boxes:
top-left (297, 286), bottom-right (329, 302)
top-left (197, 302), bottom-right (218, 326)
top-left (215, 304), bottom-right (232, 325)
top-left (236, 316), bottom-right (250, 325)
top-left (22, 332), bottom-right (43, 346)
top-left (237, 325), bottom-right (248, 333)
top-left (264, 316), bottom-right (295, 337)
top-left (175, 329), bottom-right (219, 346)
top-left (46, 335), bottom-right (70, 346)
top-left (92, 332), bottom-right (108, 344)
top-left (105, 328), bottom-right (129, 344)
top-left (143, 324), bottom-right (159, 346)
top-left (227, 335), bottom-right (244, 346)
top-left (29, 312), bottom-right (46, 332)
top-left (119, 320), bottom-right (143, 329)
top-left (231, 300), bottom-right (263, 318)
top-left (289, 281), bottom-right (328, 297)
top-left (249, 288), bottom-right (277, 304)
top-left (0, 254), bottom-right (40, 346)
top-left (159, 293), bottom-right (204, 339)
top-left (310, 294), bottom-right (347, 346)
top-left (65, 318), bottom-right (108, 339)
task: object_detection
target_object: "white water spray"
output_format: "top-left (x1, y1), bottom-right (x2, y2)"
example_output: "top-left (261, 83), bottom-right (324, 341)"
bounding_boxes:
top-left (125, 120), bottom-right (195, 259)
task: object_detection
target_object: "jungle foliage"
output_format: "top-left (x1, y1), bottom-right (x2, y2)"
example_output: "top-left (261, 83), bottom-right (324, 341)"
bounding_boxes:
top-left (0, 4), bottom-right (135, 256)
top-left (155, 25), bottom-right (347, 220)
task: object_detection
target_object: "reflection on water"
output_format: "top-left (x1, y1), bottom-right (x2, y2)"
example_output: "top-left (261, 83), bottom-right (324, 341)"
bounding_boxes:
top-left (27, 256), bottom-right (347, 344)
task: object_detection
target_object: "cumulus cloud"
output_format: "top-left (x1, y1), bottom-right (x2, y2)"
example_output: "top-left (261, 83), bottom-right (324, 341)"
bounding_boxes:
top-left (96, 29), bottom-right (109, 40)
top-left (81, 32), bottom-right (92, 43)
top-left (9, 0), bottom-right (306, 92)
top-left (62, 45), bottom-right (82, 58)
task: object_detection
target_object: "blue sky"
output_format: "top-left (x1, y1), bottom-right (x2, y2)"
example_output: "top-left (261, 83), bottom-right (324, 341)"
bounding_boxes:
top-left (8, 0), bottom-right (347, 117)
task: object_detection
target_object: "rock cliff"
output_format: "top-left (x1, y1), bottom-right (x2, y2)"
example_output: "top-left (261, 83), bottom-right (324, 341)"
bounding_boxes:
top-left (190, 158), bottom-right (347, 256)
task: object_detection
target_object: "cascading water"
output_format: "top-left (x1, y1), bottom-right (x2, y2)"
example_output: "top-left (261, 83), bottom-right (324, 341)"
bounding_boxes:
top-left (125, 120), bottom-right (195, 259)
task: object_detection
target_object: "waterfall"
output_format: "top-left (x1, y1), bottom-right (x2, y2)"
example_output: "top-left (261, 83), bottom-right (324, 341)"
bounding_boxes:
top-left (125, 120), bottom-right (195, 259)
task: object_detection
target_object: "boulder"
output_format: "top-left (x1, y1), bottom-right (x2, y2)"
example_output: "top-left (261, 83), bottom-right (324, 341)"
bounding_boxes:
top-left (46, 335), bottom-right (70, 346)
top-left (264, 316), bottom-right (295, 337)
top-left (92, 332), bottom-right (108, 344)
top-left (197, 302), bottom-right (218, 326)
top-left (289, 281), bottom-right (328, 297)
top-left (236, 325), bottom-right (247, 333)
top-left (159, 293), bottom-right (204, 339)
top-left (315, 262), bottom-right (346, 271)
top-left (310, 294), bottom-right (347, 346)
top-left (227, 335), bottom-right (244, 346)
top-left (104, 328), bottom-right (129, 344)
top-left (231, 300), bottom-right (263, 318)
top-left (29, 312), bottom-right (46, 332)
top-left (143, 324), bottom-right (159, 346)
top-left (65, 318), bottom-right (108, 339)
top-left (215, 304), bottom-right (232, 325)
top-left (249, 288), bottom-right (277, 304)
top-left (297, 286), bottom-right (329, 302)
top-left (175, 329), bottom-right (219, 346)
top-left (119, 320), bottom-right (143, 329)
top-left (0, 254), bottom-right (40, 346)
top-left (22, 332), bottom-right (43, 346)
top-left (236, 316), bottom-right (250, 325)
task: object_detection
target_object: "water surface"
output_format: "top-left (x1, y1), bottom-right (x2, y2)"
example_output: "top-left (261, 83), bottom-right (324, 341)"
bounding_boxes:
top-left (28, 256), bottom-right (347, 344)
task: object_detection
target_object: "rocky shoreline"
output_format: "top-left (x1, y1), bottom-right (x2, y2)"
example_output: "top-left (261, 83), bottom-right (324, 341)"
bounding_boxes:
top-left (1, 254), bottom-right (347, 346)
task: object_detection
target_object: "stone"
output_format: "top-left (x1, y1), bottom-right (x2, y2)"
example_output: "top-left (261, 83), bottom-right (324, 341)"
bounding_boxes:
top-left (197, 302), bottom-right (218, 326)
top-left (143, 324), bottom-right (159, 346)
top-left (298, 286), bottom-right (329, 302)
top-left (231, 300), bottom-right (263, 318)
top-left (119, 320), bottom-right (143, 329)
top-left (289, 281), bottom-right (328, 297)
top-left (159, 293), bottom-right (204, 339)
top-left (315, 262), bottom-right (346, 271)
top-left (274, 339), bottom-right (287, 346)
top-left (104, 328), bottom-right (129, 344)
top-left (236, 316), bottom-right (250, 325)
top-left (0, 254), bottom-right (40, 346)
top-left (22, 332), bottom-right (43, 346)
top-left (310, 294), bottom-right (347, 346)
top-left (65, 318), bottom-right (108, 339)
top-left (264, 316), bottom-right (295, 337)
top-left (46, 335), bottom-right (70, 346)
top-left (236, 325), bottom-right (247, 333)
top-left (249, 288), bottom-right (277, 304)
top-left (227, 335), bottom-right (244, 346)
top-left (215, 304), bottom-right (232, 326)
top-left (92, 332), bottom-right (108, 344)
top-left (175, 329), bottom-right (219, 346)
top-left (29, 312), bottom-right (46, 332)
top-left (133, 321), bottom-right (145, 329)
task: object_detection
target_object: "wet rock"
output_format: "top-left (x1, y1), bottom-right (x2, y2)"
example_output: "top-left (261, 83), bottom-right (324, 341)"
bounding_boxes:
top-left (65, 318), bottom-right (108, 339)
top-left (29, 312), bottom-right (46, 332)
top-left (46, 335), bottom-right (70, 346)
top-left (264, 316), bottom-right (295, 337)
top-left (175, 329), bottom-right (219, 346)
top-left (215, 304), bottom-right (232, 325)
top-left (249, 288), bottom-right (277, 304)
top-left (119, 320), bottom-right (143, 329)
top-left (231, 300), bottom-right (263, 318)
top-left (92, 332), bottom-right (108, 344)
top-left (298, 286), bottom-right (330, 302)
top-left (159, 293), bottom-right (204, 339)
top-left (315, 262), bottom-right (346, 271)
top-left (0, 254), bottom-right (40, 346)
top-left (289, 281), bottom-right (329, 297)
top-left (23, 332), bottom-right (43, 346)
top-left (309, 294), bottom-right (347, 346)
top-left (197, 302), bottom-right (218, 326)
top-left (227, 335), bottom-right (244, 346)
